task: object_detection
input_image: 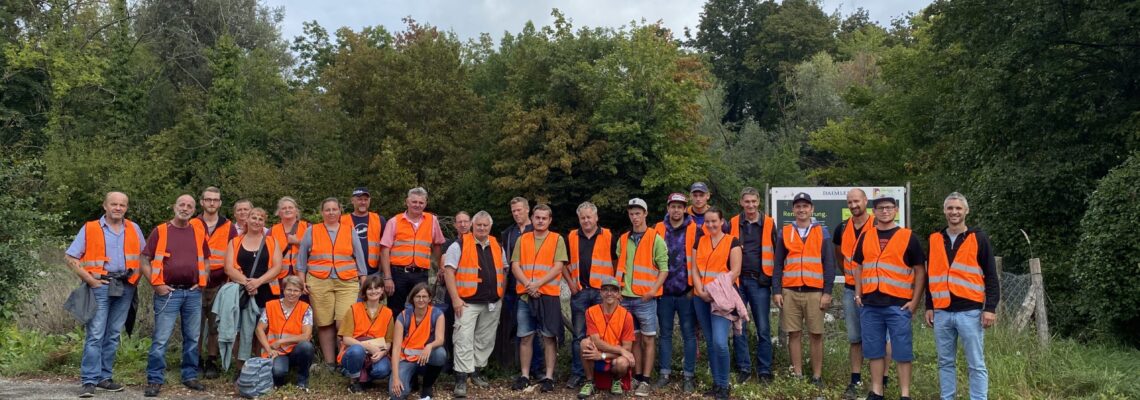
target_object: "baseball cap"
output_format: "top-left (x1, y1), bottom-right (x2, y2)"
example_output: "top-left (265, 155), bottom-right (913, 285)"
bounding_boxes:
top-left (666, 192), bottom-right (687, 205)
top-left (598, 275), bottom-right (621, 290)
top-left (872, 196), bottom-right (898, 207)
top-left (351, 187), bottom-right (370, 197)
top-left (627, 198), bottom-right (648, 211)
top-left (792, 192), bottom-right (813, 205)
top-left (689, 182), bottom-right (709, 193)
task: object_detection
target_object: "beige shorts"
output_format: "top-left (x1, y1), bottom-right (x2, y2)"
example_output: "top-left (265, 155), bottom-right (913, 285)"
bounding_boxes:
top-left (781, 289), bottom-right (825, 335)
top-left (307, 274), bottom-right (359, 327)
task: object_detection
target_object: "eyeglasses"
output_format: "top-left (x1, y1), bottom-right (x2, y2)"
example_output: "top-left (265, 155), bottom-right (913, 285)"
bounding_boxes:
top-left (874, 205), bottom-right (896, 211)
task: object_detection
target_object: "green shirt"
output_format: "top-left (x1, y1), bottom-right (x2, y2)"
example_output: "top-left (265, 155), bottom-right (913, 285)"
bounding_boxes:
top-left (620, 231), bottom-right (669, 297)
top-left (512, 232), bottom-right (569, 265)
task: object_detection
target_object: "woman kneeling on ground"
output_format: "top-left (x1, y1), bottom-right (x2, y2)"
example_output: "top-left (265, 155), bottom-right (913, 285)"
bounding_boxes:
top-left (390, 283), bottom-right (446, 400)
top-left (339, 274), bottom-right (395, 393)
top-left (255, 275), bottom-right (314, 390)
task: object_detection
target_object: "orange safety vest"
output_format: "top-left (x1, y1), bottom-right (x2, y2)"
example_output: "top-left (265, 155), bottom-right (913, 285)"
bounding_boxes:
top-left (190, 217), bottom-right (232, 271)
top-left (389, 212), bottom-right (436, 269)
top-left (515, 232), bottom-right (563, 296)
top-left (149, 223), bottom-right (208, 287)
top-left (928, 232), bottom-right (986, 308)
top-left (586, 304), bottom-right (631, 346)
top-left (840, 218), bottom-right (873, 286)
top-left (781, 224), bottom-right (825, 289)
top-left (307, 223), bottom-right (360, 280)
top-left (859, 228), bottom-right (915, 300)
top-left (78, 219), bottom-right (143, 285)
top-left (692, 233), bottom-right (736, 286)
top-left (336, 302), bottom-right (393, 363)
top-left (616, 227), bottom-right (663, 297)
top-left (654, 221), bottom-right (697, 274)
top-left (568, 228), bottom-right (615, 290)
top-left (400, 305), bottom-right (435, 362)
top-left (729, 214), bottom-right (776, 277)
top-left (270, 220), bottom-right (309, 279)
top-left (454, 233), bottom-right (505, 299)
top-left (263, 299), bottom-right (310, 357)
top-left (229, 234), bottom-right (281, 295)
top-left (341, 213), bottom-right (383, 268)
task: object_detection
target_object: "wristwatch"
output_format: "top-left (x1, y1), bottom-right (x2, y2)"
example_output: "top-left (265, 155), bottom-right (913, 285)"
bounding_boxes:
top-left (601, 353), bottom-right (607, 361)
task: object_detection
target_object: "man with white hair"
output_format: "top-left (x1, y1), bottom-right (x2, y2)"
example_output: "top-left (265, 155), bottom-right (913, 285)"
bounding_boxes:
top-left (379, 187), bottom-right (447, 313)
top-left (925, 192), bottom-right (1000, 400)
top-left (565, 201), bottom-right (618, 389)
top-left (444, 211), bottom-right (507, 397)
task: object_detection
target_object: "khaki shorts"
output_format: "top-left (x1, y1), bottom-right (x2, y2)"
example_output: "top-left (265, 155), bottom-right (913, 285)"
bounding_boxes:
top-left (307, 274), bottom-right (359, 327)
top-left (781, 289), bottom-right (825, 335)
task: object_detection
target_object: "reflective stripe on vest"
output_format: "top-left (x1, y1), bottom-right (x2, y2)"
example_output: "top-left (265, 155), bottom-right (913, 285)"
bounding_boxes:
top-left (307, 223), bottom-right (359, 280)
top-left (781, 224), bottom-right (825, 289)
top-left (230, 234), bottom-right (280, 295)
top-left (927, 232), bottom-right (986, 308)
top-left (568, 228), bottom-right (616, 289)
top-left (341, 213), bottom-right (383, 268)
top-left (400, 305), bottom-right (434, 362)
top-left (841, 218), bottom-right (872, 286)
top-left (693, 233), bottom-right (736, 287)
top-left (336, 302), bottom-right (392, 363)
top-left (729, 214), bottom-right (776, 277)
top-left (263, 300), bottom-right (309, 357)
top-left (149, 222), bottom-right (208, 287)
top-left (79, 219), bottom-right (143, 285)
top-left (616, 227), bottom-right (662, 297)
top-left (270, 221), bottom-right (309, 279)
top-left (655, 221), bottom-right (697, 275)
top-left (191, 218), bottom-right (232, 271)
top-left (515, 232), bottom-right (563, 296)
top-left (859, 228), bottom-right (914, 300)
top-left (455, 233), bottom-right (505, 299)
top-left (389, 212), bottom-right (435, 269)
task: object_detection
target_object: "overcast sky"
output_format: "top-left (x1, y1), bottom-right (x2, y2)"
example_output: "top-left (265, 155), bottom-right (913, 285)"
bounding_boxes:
top-left (263, 0), bottom-right (932, 43)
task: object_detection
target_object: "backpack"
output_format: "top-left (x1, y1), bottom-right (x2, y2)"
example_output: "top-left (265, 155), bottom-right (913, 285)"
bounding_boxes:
top-left (236, 356), bottom-right (274, 398)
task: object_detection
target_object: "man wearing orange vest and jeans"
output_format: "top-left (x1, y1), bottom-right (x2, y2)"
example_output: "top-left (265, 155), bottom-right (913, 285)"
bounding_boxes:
top-left (616, 197), bottom-right (669, 397)
top-left (380, 187), bottom-right (446, 314)
top-left (141, 194), bottom-right (211, 397)
top-left (652, 193), bottom-right (698, 392)
top-left (189, 186), bottom-right (238, 380)
top-left (443, 211), bottom-right (507, 397)
top-left (66, 192), bottom-right (147, 398)
top-left (729, 187), bottom-right (778, 384)
top-left (924, 192), bottom-right (999, 400)
top-left (566, 201), bottom-right (618, 389)
top-left (853, 196), bottom-right (927, 400)
top-left (347, 187), bottom-right (386, 276)
top-left (510, 204), bottom-right (567, 393)
top-left (773, 192), bottom-right (836, 387)
top-left (834, 188), bottom-right (889, 398)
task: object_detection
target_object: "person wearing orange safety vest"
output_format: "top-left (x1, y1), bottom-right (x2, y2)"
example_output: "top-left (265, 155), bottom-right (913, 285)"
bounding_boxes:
top-left (65, 192), bottom-right (147, 397)
top-left (727, 187), bottom-right (778, 384)
top-left (391, 283), bottom-right (447, 400)
top-left (443, 211), bottom-right (508, 397)
top-left (615, 198), bottom-right (669, 397)
top-left (651, 192), bottom-right (699, 391)
top-left (346, 187), bottom-right (386, 276)
top-left (509, 203), bottom-right (567, 393)
top-left (924, 192), bottom-right (999, 400)
top-left (379, 187), bottom-right (447, 314)
top-left (223, 207), bottom-right (283, 310)
top-left (141, 194), bottom-right (211, 397)
top-left (297, 198), bottom-right (368, 368)
top-left (832, 188), bottom-right (885, 398)
top-left (189, 186), bottom-right (238, 380)
top-left (255, 276), bottom-right (314, 389)
top-left (576, 275), bottom-right (637, 399)
top-left (339, 275), bottom-right (395, 393)
top-left (772, 192), bottom-right (837, 388)
top-left (565, 201), bottom-right (619, 390)
top-left (853, 196), bottom-right (927, 400)
top-left (269, 196), bottom-right (309, 290)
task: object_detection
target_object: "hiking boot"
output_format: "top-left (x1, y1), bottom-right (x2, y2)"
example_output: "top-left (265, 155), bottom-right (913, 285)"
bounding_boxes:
top-left (96, 379), bottom-right (124, 392)
top-left (539, 377), bottom-right (555, 393)
top-left (348, 381), bottom-right (364, 393)
top-left (79, 384), bottom-right (95, 398)
top-left (578, 381), bottom-right (596, 399)
top-left (566, 374), bottom-right (584, 389)
top-left (736, 371), bottom-right (754, 384)
top-left (652, 375), bottom-right (670, 390)
top-left (143, 383), bottom-right (161, 397)
top-left (610, 380), bottom-right (624, 395)
top-left (866, 391), bottom-right (885, 400)
top-left (203, 357), bottom-right (220, 379)
top-left (183, 379), bottom-right (206, 391)
top-left (810, 376), bottom-right (824, 388)
top-left (470, 372), bottom-right (490, 388)
top-left (453, 378), bottom-right (468, 398)
top-left (511, 376), bottom-right (530, 391)
top-left (634, 380), bottom-right (652, 397)
top-left (682, 377), bottom-right (696, 393)
top-left (715, 386), bottom-right (731, 400)
top-left (843, 381), bottom-right (862, 399)
top-left (758, 373), bottom-right (774, 384)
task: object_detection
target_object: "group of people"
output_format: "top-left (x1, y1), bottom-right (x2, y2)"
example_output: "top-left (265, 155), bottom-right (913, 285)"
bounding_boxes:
top-left (67, 182), bottom-right (999, 400)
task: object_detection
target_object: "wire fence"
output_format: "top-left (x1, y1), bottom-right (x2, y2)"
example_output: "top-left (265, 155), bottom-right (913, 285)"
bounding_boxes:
top-left (998, 271), bottom-right (1033, 324)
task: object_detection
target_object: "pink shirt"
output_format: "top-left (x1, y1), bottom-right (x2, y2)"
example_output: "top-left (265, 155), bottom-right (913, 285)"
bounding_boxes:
top-left (378, 211), bottom-right (447, 248)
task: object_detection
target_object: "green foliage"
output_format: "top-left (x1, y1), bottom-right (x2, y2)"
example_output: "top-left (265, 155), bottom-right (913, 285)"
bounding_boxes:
top-left (1073, 152), bottom-right (1140, 346)
top-left (0, 158), bottom-right (60, 317)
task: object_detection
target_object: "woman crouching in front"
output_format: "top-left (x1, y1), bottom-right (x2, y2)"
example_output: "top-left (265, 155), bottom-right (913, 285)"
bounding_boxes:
top-left (255, 275), bottom-right (314, 390)
top-left (390, 282), bottom-right (446, 400)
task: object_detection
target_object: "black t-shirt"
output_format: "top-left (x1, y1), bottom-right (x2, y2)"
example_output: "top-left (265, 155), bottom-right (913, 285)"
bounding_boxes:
top-left (852, 226), bottom-right (926, 307)
top-left (833, 218), bottom-right (869, 289)
top-left (575, 229), bottom-right (619, 289)
top-left (236, 239), bottom-right (274, 308)
top-left (460, 237), bottom-right (503, 304)
top-left (924, 228), bottom-right (1001, 313)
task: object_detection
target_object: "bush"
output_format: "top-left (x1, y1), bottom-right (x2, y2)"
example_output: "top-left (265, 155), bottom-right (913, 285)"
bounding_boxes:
top-left (0, 158), bottom-right (61, 319)
top-left (1073, 152), bottom-right (1140, 346)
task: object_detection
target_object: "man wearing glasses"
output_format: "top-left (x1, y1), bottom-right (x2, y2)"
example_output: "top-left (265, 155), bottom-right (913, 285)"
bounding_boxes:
top-left (852, 197), bottom-right (926, 400)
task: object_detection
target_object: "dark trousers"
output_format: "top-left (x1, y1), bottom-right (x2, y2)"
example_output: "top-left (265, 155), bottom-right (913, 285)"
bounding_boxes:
top-left (388, 267), bottom-right (429, 314)
top-left (272, 341), bottom-right (314, 387)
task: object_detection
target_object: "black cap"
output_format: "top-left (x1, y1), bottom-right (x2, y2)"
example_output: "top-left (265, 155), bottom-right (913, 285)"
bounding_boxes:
top-left (351, 187), bottom-right (370, 197)
top-left (689, 182), bottom-right (709, 193)
top-left (792, 192), bottom-right (813, 205)
top-left (872, 196), bottom-right (898, 207)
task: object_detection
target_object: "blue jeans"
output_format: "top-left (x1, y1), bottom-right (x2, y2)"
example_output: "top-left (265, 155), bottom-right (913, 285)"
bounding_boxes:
top-left (570, 288), bottom-right (602, 378)
top-left (146, 288), bottom-right (202, 384)
top-left (272, 341), bottom-right (314, 387)
top-left (392, 347), bottom-right (447, 400)
top-left (621, 297), bottom-right (659, 335)
top-left (860, 305), bottom-right (913, 362)
top-left (692, 297), bottom-right (731, 388)
top-left (81, 285), bottom-right (136, 385)
top-left (341, 344), bottom-right (393, 381)
top-left (735, 277), bottom-right (773, 375)
top-left (934, 309), bottom-right (988, 400)
top-left (656, 293), bottom-right (696, 377)
top-left (842, 288), bottom-right (863, 343)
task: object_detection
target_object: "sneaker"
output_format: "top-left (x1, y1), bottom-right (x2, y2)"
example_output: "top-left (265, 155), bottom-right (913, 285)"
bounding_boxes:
top-left (79, 384), bottom-right (95, 398)
top-left (470, 372), bottom-right (490, 388)
top-left (297, 384), bottom-right (310, 393)
top-left (578, 381), bottom-right (596, 399)
top-left (758, 373), bottom-right (774, 384)
top-left (900, 397), bottom-right (912, 400)
top-left (419, 386), bottom-right (433, 399)
top-left (634, 380), bottom-right (651, 397)
top-left (348, 381), bottom-right (364, 393)
top-left (682, 377), bottom-right (696, 393)
top-left (843, 382), bottom-right (862, 399)
top-left (539, 377), bottom-right (555, 393)
top-left (736, 371), bottom-right (754, 384)
top-left (143, 383), bottom-right (161, 397)
top-left (810, 376), bottom-right (824, 388)
top-left (652, 375), bottom-right (670, 390)
top-left (610, 380), bottom-right (624, 395)
top-left (866, 391), bottom-right (885, 400)
top-left (511, 376), bottom-right (530, 391)
top-left (715, 386), bottom-right (731, 400)
top-left (453, 379), bottom-right (468, 398)
top-left (566, 374), bottom-right (584, 389)
top-left (96, 379), bottom-right (124, 392)
top-left (183, 379), bottom-right (205, 391)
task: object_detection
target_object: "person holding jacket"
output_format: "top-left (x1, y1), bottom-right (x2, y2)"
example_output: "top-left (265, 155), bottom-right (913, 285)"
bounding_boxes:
top-left (690, 207), bottom-right (742, 400)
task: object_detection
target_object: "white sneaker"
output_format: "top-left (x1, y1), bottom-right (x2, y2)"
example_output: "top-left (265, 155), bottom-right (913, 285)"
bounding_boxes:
top-left (419, 396), bottom-right (432, 400)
